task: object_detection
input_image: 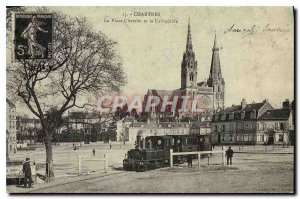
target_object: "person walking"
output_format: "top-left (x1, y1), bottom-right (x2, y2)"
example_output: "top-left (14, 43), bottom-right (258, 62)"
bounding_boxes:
top-left (187, 155), bottom-right (193, 167)
top-left (226, 146), bottom-right (234, 165)
top-left (23, 158), bottom-right (33, 188)
top-left (92, 149), bottom-right (95, 156)
top-left (110, 144), bottom-right (112, 150)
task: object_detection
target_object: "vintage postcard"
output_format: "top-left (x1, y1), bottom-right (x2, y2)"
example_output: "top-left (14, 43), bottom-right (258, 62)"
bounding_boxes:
top-left (6, 6), bottom-right (294, 193)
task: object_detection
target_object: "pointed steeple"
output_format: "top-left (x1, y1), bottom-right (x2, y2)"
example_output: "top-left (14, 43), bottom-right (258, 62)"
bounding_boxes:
top-left (181, 19), bottom-right (197, 89)
top-left (208, 32), bottom-right (222, 85)
top-left (212, 31), bottom-right (219, 51)
top-left (207, 32), bottom-right (225, 110)
top-left (186, 17), bottom-right (193, 52)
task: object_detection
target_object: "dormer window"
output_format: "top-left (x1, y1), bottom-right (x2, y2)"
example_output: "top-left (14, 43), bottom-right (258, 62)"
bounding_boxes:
top-left (241, 111), bottom-right (245, 119)
top-left (251, 110), bottom-right (256, 119)
top-left (221, 114), bottom-right (226, 120)
top-left (214, 114), bottom-right (218, 121)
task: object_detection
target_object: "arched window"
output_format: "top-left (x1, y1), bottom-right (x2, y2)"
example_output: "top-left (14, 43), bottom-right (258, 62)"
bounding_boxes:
top-left (190, 73), bottom-right (194, 81)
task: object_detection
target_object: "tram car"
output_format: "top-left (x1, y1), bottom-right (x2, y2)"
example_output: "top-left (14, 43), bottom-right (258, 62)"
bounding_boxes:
top-left (123, 134), bottom-right (212, 172)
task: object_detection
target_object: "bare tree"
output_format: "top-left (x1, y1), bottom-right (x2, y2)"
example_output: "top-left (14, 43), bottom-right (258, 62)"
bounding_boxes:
top-left (7, 9), bottom-right (126, 179)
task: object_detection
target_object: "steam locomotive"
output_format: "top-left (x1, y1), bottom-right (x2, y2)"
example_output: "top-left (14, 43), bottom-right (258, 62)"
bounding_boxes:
top-left (123, 134), bottom-right (212, 172)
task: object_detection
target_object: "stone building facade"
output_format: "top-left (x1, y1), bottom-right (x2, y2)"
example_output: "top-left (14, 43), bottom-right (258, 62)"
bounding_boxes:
top-left (211, 99), bottom-right (294, 145)
top-left (6, 99), bottom-right (17, 156)
top-left (116, 116), bottom-right (190, 143)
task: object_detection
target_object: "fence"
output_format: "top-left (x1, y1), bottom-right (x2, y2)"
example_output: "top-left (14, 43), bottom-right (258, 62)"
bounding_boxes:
top-left (170, 147), bottom-right (226, 168)
top-left (77, 154), bottom-right (108, 174)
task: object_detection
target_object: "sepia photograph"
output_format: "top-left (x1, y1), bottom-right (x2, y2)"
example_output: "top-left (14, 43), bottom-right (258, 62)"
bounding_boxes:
top-left (5, 6), bottom-right (294, 194)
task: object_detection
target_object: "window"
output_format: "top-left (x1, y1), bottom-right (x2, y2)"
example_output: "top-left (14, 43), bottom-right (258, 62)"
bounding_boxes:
top-left (278, 134), bottom-right (283, 142)
top-left (241, 111), bottom-right (245, 119)
top-left (263, 123), bottom-right (266, 130)
top-left (221, 114), bottom-right (226, 120)
top-left (214, 114), bottom-right (218, 121)
top-left (251, 110), bottom-right (256, 119)
top-left (190, 74), bottom-right (194, 82)
top-left (183, 138), bottom-right (188, 146)
top-left (280, 123), bottom-right (284, 130)
top-left (222, 124), bottom-right (225, 132)
top-left (257, 123), bottom-right (260, 130)
top-left (230, 123), bottom-right (233, 131)
top-left (157, 140), bottom-right (162, 145)
top-left (275, 122), bottom-right (278, 130)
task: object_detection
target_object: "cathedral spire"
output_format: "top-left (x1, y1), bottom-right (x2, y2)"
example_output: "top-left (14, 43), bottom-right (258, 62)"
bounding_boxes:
top-left (208, 32), bottom-right (222, 85)
top-left (207, 32), bottom-right (225, 110)
top-left (181, 19), bottom-right (197, 89)
top-left (212, 31), bottom-right (219, 51)
top-left (186, 17), bottom-right (193, 52)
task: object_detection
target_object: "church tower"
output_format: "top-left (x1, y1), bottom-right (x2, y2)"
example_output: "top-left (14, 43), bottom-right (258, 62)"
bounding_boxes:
top-left (207, 33), bottom-right (225, 110)
top-left (181, 19), bottom-right (198, 90)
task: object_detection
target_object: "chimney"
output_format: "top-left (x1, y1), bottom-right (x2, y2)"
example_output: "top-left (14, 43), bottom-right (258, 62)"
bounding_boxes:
top-left (282, 99), bottom-right (290, 109)
top-left (241, 98), bottom-right (247, 110)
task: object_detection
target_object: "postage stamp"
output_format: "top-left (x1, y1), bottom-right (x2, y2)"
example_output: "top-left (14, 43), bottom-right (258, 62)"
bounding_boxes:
top-left (14, 13), bottom-right (53, 60)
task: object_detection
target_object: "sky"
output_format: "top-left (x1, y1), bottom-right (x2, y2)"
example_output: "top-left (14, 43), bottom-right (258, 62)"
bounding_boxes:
top-left (10, 7), bottom-right (294, 115)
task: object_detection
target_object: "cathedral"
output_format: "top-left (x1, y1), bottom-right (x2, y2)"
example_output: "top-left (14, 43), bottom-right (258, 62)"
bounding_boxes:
top-left (144, 20), bottom-right (225, 118)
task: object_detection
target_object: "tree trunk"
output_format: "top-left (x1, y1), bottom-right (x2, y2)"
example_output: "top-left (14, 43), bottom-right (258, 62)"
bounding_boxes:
top-left (45, 133), bottom-right (54, 180)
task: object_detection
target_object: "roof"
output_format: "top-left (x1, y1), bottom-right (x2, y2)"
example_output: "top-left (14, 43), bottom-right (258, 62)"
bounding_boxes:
top-left (243, 103), bottom-right (265, 112)
top-left (147, 89), bottom-right (185, 99)
top-left (259, 109), bottom-right (291, 120)
top-left (218, 102), bottom-right (265, 114)
top-left (197, 81), bottom-right (208, 87)
top-left (218, 105), bottom-right (241, 114)
top-left (190, 121), bottom-right (211, 128)
top-left (6, 99), bottom-right (15, 108)
top-left (130, 121), bottom-right (190, 129)
top-left (213, 101), bottom-right (272, 122)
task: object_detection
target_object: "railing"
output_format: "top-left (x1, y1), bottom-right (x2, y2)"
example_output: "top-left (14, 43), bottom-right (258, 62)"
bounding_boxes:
top-left (169, 147), bottom-right (226, 168)
top-left (77, 154), bottom-right (108, 174)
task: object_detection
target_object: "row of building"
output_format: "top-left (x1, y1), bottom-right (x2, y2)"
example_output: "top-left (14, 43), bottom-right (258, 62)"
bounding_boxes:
top-left (116, 99), bottom-right (294, 145)
top-left (211, 99), bottom-right (294, 145)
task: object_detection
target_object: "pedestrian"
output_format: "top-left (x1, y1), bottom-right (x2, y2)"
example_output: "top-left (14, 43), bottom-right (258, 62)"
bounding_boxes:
top-left (23, 158), bottom-right (33, 188)
top-left (226, 146), bottom-right (234, 165)
top-left (110, 144), bottom-right (112, 150)
top-left (92, 149), bottom-right (95, 156)
top-left (187, 155), bottom-right (193, 167)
